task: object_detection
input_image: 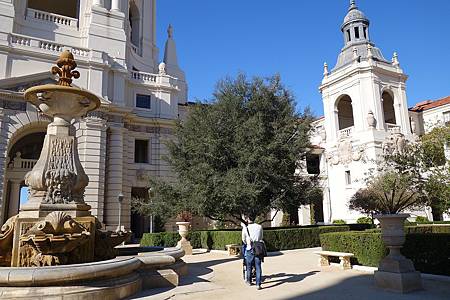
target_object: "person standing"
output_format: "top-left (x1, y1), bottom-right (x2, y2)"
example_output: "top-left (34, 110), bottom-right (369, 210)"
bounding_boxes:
top-left (242, 216), bottom-right (264, 290)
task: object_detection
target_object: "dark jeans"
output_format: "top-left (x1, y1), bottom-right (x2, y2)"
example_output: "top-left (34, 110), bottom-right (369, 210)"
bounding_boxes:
top-left (245, 249), bottom-right (262, 286)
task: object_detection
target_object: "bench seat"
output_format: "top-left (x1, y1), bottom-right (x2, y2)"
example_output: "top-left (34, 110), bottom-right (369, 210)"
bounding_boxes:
top-left (314, 250), bottom-right (354, 270)
top-left (225, 244), bottom-right (241, 256)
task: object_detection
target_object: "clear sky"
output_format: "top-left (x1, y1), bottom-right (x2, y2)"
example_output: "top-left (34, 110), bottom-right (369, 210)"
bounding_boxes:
top-left (156, 0), bottom-right (450, 117)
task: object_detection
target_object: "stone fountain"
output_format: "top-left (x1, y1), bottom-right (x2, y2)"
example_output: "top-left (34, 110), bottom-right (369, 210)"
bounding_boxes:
top-left (0, 52), bottom-right (186, 299)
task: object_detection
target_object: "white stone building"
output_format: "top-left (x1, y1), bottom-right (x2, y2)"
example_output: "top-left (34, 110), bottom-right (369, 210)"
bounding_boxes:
top-left (305, 1), bottom-right (450, 224)
top-left (0, 0), bottom-right (189, 237)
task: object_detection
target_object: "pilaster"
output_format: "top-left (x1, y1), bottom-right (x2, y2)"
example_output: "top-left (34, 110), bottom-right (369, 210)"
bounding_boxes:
top-left (104, 123), bottom-right (124, 231)
top-left (77, 114), bottom-right (108, 223)
top-left (0, 109), bottom-right (7, 224)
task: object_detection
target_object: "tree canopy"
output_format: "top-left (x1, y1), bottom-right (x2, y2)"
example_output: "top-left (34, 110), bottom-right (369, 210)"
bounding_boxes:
top-left (132, 74), bottom-right (316, 225)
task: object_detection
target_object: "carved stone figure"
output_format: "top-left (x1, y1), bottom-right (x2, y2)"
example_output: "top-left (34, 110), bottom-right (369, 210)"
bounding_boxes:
top-left (367, 110), bottom-right (377, 128)
top-left (19, 212), bottom-right (90, 266)
top-left (382, 131), bottom-right (407, 156)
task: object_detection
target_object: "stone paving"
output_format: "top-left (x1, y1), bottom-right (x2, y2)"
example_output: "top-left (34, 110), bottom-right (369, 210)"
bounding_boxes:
top-left (132, 248), bottom-right (450, 300)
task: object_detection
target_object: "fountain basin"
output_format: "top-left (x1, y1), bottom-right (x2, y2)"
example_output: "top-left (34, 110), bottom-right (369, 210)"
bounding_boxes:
top-left (0, 248), bottom-right (186, 299)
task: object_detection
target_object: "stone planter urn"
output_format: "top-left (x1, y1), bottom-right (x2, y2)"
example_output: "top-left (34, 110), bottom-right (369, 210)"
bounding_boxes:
top-left (374, 214), bottom-right (422, 293)
top-left (176, 221), bottom-right (192, 255)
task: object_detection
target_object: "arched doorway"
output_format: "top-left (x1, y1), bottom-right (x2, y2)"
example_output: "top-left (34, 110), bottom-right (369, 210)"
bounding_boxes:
top-left (4, 132), bottom-right (45, 219)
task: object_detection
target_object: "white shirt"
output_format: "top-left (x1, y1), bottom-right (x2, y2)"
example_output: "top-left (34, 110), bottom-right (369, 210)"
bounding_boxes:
top-left (242, 223), bottom-right (263, 250)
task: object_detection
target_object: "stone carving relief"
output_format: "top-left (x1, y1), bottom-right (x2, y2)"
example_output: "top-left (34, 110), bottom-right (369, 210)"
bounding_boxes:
top-left (382, 131), bottom-right (407, 156)
top-left (0, 215), bottom-right (18, 266)
top-left (25, 135), bottom-right (89, 205)
top-left (326, 138), bottom-right (366, 165)
top-left (19, 211), bottom-right (90, 266)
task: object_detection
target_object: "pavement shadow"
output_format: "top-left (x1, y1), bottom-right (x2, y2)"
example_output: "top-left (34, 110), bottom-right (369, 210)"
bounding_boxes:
top-left (262, 271), bottom-right (319, 289)
top-left (180, 256), bottom-right (241, 285)
top-left (282, 274), bottom-right (450, 300)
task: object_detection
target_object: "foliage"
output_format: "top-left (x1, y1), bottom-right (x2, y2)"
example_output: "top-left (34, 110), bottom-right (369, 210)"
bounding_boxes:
top-left (320, 231), bottom-right (450, 275)
top-left (350, 125), bottom-right (449, 216)
top-left (356, 217), bottom-right (373, 224)
top-left (134, 74), bottom-right (316, 225)
top-left (349, 171), bottom-right (423, 214)
top-left (332, 219), bottom-right (346, 224)
top-left (141, 225), bottom-right (350, 251)
top-left (320, 231), bottom-right (387, 266)
top-left (415, 216), bottom-right (430, 224)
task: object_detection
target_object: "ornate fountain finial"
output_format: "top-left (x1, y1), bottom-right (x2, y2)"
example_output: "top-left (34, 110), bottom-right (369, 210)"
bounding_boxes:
top-left (51, 50), bottom-right (80, 87)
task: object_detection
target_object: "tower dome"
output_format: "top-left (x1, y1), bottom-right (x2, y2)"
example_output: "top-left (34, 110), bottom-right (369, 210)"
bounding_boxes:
top-left (342, 0), bottom-right (369, 29)
top-left (332, 0), bottom-right (389, 71)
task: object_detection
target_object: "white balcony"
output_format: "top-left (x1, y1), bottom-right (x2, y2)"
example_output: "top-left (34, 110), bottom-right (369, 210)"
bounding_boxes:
top-left (339, 126), bottom-right (354, 138)
top-left (26, 8), bottom-right (78, 29)
top-left (10, 157), bottom-right (37, 170)
top-left (130, 71), bottom-right (157, 84)
top-left (9, 33), bottom-right (91, 58)
top-left (386, 123), bottom-right (400, 133)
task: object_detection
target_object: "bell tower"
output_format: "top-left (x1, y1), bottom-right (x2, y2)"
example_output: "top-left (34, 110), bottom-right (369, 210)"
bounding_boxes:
top-left (318, 0), bottom-right (413, 222)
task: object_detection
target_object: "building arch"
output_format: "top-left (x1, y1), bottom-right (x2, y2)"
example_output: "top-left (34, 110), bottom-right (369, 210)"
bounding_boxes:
top-left (3, 124), bottom-right (47, 220)
top-left (129, 1), bottom-right (141, 47)
top-left (335, 94), bottom-right (355, 130)
top-left (381, 89), bottom-right (396, 125)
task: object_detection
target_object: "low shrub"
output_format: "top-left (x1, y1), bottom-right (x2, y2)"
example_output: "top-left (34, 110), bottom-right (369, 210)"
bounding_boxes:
top-left (320, 231), bottom-right (450, 276)
top-left (415, 216), bottom-right (430, 224)
top-left (320, 231), bottom-right (387, 266)
top-left (356, 217), bottom-right (373, 224)
top-left (141, 225), bottom-right (350, 251)
top-left (332, 219), bottom-right (346, 224)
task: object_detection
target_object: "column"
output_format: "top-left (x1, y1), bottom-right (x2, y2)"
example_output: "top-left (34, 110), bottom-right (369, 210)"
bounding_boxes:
top-left (0, 108), bottom-right (7, 224)
top-left (92, 0), bottom-right (103, 7)
top-left (104, 124), bottom-right (124, 231)
top-left (77, 115), bottom-right (108, 223)
top-left (8, 179), bottom-right (21, 218)
top-left (111, 0), bottom-right (120, 11)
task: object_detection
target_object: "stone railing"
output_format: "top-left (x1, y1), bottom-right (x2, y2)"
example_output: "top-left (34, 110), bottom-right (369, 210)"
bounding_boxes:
top-left (386, 123), bottom-right (400, 133)
top-left (10, 35), bottom-right (31, 46)
top-left (130, 43), bottom-right (138, 55)
top-left (130, 71), bottom-right (157, 83)
top-left (9, 34), bottom-right (91, 58)
top-left (26, 8), bottom-right (78, 28)
top-left (12, 157), bottom-right (38, 170)
top-left (339, 126), bottom-right (354, 138)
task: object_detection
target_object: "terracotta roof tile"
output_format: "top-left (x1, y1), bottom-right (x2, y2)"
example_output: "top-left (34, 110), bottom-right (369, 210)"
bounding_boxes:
top-left (410, 96), bottom-right (450, 112)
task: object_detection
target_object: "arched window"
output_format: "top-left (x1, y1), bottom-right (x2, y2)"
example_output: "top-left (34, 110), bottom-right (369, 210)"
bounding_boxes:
top-left (129, 1), bottom-right (140, 47)
top-left (382, 91), bottom-right (396, 125)
top-left (337, 95), bottom-right (355, 130)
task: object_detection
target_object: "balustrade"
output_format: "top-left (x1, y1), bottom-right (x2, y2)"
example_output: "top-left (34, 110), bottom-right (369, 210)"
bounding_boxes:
top-left (339, 126), bottom-right (354, 138)
top-left (26, 8), bottom-right (78, 28)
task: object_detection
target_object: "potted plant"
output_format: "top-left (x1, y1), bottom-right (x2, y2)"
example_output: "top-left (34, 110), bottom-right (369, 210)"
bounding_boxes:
top-left (175, 211), bottom-right (193, 255)
top-left (350, 171), bottom-right (424, 293)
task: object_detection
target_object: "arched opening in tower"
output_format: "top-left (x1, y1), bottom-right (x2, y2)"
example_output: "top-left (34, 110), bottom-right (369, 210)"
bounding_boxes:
top-left (382, 91), bottom-right (396, 125)
top-left (129, 1), bottom-right (140, 47)
top-left (337, 95), bottom-right (355, 130)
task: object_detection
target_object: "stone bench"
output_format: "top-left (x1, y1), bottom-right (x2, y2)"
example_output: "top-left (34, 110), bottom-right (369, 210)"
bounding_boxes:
top-left (226, 244), bottom-right (241, 256)
top-left (314, 250), bottom-right (354, 270)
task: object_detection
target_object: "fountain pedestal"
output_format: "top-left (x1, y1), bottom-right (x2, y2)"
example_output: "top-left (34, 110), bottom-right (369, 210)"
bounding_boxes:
top-left (0, 51), bottom-right (129, 267)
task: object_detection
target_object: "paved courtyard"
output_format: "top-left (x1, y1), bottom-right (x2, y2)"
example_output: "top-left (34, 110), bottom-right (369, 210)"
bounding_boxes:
top-left (133, 248), bottom-right (450, 300)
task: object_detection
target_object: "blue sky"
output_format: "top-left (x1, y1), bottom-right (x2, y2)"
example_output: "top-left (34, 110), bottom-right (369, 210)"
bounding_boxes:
top-left (157, 0), bottom-right (450, 117)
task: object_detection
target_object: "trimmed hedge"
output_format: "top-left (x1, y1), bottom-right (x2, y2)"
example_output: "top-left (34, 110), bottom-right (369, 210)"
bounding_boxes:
top-left (141, 225), bottom-right (350, 251)
top-left (320, 231), bottom-right (450, 276)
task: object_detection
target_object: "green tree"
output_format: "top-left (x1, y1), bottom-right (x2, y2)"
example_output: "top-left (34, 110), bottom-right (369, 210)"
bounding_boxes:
top-left (132, 74), bottom-right (315, 225)
top-left (350, 125), bottom-right (449, 217)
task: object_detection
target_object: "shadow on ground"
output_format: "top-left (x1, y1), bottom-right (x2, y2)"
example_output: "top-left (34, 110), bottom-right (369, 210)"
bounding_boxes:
top-left (262, 271), bottom-right (319, 289)
top-left (283, 274), bottom-right (450, 300)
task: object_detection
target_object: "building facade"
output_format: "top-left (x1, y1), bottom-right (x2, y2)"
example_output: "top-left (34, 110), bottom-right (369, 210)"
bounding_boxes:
top-left (0, 0), bottom-right (189, 236)
top-left (306, 1), bottom-right (450, 223)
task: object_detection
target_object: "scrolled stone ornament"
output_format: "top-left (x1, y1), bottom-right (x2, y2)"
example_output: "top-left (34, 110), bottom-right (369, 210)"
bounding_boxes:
top-left (51, 50), bottom-right (80, 87)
